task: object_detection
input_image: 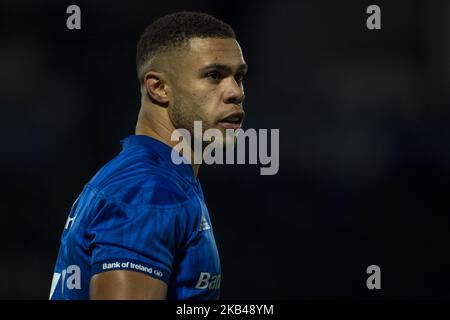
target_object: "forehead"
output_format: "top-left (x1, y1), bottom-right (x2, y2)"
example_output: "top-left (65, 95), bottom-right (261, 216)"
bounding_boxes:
top-left (184, 37), bottom-right (245, 68)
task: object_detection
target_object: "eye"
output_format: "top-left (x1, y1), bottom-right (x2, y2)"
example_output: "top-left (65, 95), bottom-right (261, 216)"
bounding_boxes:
top-left (206, 71), bottom-right (221, 81)
top-left (235, 73), bottom-right (245, 84)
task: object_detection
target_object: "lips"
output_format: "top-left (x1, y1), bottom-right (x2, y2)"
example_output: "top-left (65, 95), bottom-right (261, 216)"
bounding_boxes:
top-left (218, 111), bottom-right (244, 130)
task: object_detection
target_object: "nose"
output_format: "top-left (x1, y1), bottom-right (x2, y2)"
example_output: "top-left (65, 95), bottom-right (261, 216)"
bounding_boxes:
top-left (223, 77), bottom-right (245, 106)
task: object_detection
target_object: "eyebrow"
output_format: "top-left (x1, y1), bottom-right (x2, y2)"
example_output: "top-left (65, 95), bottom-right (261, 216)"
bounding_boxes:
top-left (200, 63), bottom-right (248, 74)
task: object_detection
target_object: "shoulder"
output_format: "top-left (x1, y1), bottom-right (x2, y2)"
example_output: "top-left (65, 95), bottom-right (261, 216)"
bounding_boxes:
top-left (85, 142), bottom-right (197, 207)
top-left (87, 173), bottom-right (193, 209)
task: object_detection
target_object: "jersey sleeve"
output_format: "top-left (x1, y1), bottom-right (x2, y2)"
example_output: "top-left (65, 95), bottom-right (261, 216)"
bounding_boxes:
top-left (87, 196), bottom-right (190, 284)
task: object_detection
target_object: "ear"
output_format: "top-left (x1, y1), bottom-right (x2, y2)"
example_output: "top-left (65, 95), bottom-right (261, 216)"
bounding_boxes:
top-left (143, 71), bottom-right (169, 105)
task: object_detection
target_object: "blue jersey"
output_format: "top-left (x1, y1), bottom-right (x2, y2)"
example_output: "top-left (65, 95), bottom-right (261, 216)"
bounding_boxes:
top-left (49, 135), bottom-right (221, 300)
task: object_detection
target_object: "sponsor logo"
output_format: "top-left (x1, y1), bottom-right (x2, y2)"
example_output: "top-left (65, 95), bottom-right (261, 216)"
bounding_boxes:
top-left (101, 261), bottom-right (164, 278)
top-left (64, 214), bottom-right (77, 230)
top-left (199, 215), bottom-right (211, 231)
top-left (195, 272), bottom-right (221, 290)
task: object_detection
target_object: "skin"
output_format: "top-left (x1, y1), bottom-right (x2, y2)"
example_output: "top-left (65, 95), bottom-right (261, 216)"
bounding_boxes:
top-left (136, 37), bottom-right (247, 176)
top-left (90, 270), bottom-right (167, 300)
top-left (89, 37), bottom-right (247, 300)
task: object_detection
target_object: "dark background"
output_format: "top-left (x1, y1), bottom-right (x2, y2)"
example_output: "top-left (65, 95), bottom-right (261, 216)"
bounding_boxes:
top-left (1, 0), bottom-right (450, 299)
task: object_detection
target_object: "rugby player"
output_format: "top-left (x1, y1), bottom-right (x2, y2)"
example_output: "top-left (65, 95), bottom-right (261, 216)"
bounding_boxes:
top-left (49, 11), bottom-right (247, 300)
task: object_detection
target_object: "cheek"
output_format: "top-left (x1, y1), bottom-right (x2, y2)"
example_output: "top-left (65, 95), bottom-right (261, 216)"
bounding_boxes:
top-left (198, 89), bottom-right (221, 114)
top-left (201, 101), bottom-right (220, 125)
top-left (191, 92), bottom-right (213, 116)
top-left (180, 82), bottom-right (222, 123)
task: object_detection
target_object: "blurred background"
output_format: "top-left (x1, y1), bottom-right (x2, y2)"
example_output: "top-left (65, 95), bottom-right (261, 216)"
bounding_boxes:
top-left (1, 0), bottom-right (450, 299)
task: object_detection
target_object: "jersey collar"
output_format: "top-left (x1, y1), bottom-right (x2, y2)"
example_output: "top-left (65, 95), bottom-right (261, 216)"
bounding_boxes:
top-left (121, 134), bottom-right (198, 184)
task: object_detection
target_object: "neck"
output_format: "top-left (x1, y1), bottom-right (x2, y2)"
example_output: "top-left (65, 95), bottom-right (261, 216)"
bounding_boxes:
top-left (135, 105), bottom-right (200, 177)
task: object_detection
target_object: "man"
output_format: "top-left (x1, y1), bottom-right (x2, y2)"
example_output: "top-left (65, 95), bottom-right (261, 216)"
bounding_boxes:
top-left (49, 11), bottom-right (247, 300)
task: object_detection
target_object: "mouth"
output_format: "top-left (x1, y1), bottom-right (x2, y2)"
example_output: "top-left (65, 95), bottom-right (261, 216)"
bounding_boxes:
top-left (218, 111), bottom-right (244, 130)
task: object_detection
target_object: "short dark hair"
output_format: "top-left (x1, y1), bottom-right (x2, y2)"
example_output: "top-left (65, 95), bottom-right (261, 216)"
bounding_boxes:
top-left (136, 11), bottom-right (236, 84)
